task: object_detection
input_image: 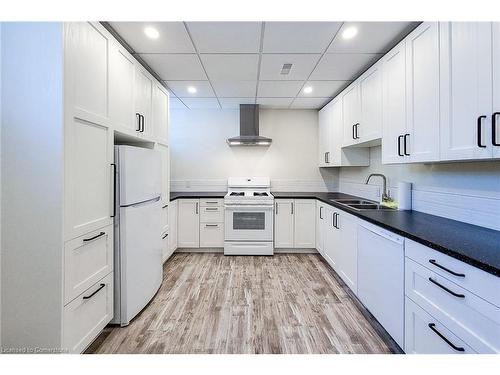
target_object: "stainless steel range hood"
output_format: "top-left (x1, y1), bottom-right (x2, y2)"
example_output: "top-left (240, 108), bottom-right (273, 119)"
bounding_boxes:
top-left (227, 104), bottom-right (272, 146)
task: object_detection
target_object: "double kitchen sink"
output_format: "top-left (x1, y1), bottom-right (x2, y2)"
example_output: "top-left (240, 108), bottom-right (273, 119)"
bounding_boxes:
top-left (331, 199), bottom-right (396, 211)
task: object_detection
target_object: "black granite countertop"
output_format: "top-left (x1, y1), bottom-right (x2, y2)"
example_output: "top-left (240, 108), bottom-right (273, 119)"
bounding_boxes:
top-left (171, 191), bottom-right (500, 277)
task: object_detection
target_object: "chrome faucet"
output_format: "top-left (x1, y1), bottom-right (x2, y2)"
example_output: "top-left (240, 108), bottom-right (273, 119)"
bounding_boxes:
top-left (365, 173), bottom-right (391, 202)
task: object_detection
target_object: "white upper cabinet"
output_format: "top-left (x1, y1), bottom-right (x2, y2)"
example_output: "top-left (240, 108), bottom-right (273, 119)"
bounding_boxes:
top-left (405, 22), bottom-right (441, 162)
top-left (65, 22), bottom-right (108, 122)
top-left (492, 22), bottom-right (500, 159)
top-left (134, 66), bottom-right (153, 138)
top-left (359, 63), bottom-right (383, 143)
top-left (439, 22), bottom-right (493, 161)
top-left (109, 44), bottom-right (135, 133)
top-left (318, 101), bottom-right (333, 166)
top-left (153, 84), bottom-right (170, 145)
top-left (342, 83), bottom-right (361, 146)
top-left (382, 40), bottom-right (407, 164)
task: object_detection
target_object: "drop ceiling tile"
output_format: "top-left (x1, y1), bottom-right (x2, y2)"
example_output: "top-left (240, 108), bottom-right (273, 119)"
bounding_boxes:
top-left (181, 98), bottom-right (220, 109)
top-left (290, 97), bottom-right (332, 109)
top-left (219, 98), bottom-right (255, 109)
top-left (328, 22), bottom-right (418, 53)
top-left (110, 22), bottom-right (195, 53)
top-left (298, 80), bottom-right (350, 98)
top-left (310, 53), bottom-right (381, 80)
top-left (140, 54), bottom-right (207, 80)
top-left (169, 97), bottom-right (188, 109)
top-left (166, 81), bottom-right (215, 97)
top-left (259, 54), bottom-right (321, 81)
top-left (186, 22), bottom-right (262, 53)
top-left (257, 81), bottom-right (303, 97)
top-left (201, 54), bottom-right (259, 81)
top-left (263, 22), bottom-right (342, 53)
top-left (211, 81), bottom-right (257, 97)
top-left (256, 97), bottom-right (294, 109)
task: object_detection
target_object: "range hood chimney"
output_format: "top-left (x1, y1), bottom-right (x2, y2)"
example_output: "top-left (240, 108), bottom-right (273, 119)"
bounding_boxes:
top-left (227, 104), bottom-right (272, 146)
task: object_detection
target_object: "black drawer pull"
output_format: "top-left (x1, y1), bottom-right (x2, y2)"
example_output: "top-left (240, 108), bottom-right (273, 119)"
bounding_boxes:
top-left (428, 277), bottom-right (465, 298)
top-left (477, 115), bottom-right (487, 148)
top-left (428, 259), bottom-right (465, 277)
top-left (205, 201), bottom-right (219, 204)
top-left (428, 323), bottom-right (465, 352)
top-left (83, 232), bottom-right (105, 242)
top-left (205, 224), bottom-right (219, 227)
top-left (83, 283), bottom-right (106, 300)
top-left (162, 233), bottom-right (168, 239)
top-left (493, 112), bottom-right (500, 146)
top-left (162, 204), bottom-right (168, 209)
top-left (319, 206), bottom-right (323, 220)
top-left (205, 207), bottom-right (219, 211)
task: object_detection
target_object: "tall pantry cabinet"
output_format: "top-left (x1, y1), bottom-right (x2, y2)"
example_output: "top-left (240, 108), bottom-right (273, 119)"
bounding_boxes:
top-left (1, 22), bottom-right (170, 353)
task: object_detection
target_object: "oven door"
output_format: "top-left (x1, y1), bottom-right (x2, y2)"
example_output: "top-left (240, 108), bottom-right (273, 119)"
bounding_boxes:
top-left (225, 204), bottom-right (273, 242)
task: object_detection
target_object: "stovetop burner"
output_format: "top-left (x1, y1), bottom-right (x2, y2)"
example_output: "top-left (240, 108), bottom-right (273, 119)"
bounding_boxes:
top-left (230, 192), bottom-right (245, 196)
top-left (253, 192), bottom-right (269, 197)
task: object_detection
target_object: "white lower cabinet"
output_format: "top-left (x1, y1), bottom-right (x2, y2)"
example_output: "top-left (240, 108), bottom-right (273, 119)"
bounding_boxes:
top-left (333, 210), bottom-right (358, 293)
top-left (177, 199), bottom-right (200, 248)
top-left (274, 199), bottom-right (315, 249)
top-left (323, 205), bottom-right (338, 269)
top-left (315, 201), bottom-right (327, 256)
top-left (200, 199), bottom-right (224, 248)
top-left (200, 223), bottom-right (224, 248)
top-left (168, 200), bottom-right (178, 254)
top-left (64, 225), bottom-right (113, 304)
top-left (63, 273), bottom-right (113, 354)
top-left (405, 297), bottom-right (476, 354)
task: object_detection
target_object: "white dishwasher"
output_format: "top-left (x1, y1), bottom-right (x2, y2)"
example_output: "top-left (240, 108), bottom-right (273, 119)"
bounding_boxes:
top-left (357, 222), bottom-right (405, 348)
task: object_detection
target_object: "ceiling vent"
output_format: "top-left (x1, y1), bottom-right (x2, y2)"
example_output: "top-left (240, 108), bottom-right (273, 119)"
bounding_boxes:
top-left (280, 63), bottom-right (293, 75)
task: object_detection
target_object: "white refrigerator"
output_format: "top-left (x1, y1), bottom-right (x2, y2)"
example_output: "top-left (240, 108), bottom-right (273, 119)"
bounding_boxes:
top-left (112, 145), bottom-right (163, 326)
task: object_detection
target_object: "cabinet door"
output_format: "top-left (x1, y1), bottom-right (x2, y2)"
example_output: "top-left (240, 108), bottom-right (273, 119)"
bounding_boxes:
top-left (342, 83), bottom-right (361, 146)
top-left (134, 67), bottom-right (153, 138)
top-left (318, 103), bottom-right (332, 166)
top-left (177, 199), bottom-right (199, 248)
top-left (493, 22), bottom-right (500, 159)
top-left (156, 143), bottom-right (169, 204)
top-left (382, 41), bottom-right (407, 164)
top-left (440, 22), bottom-right (493, 160)
top-left (153, 84), bottom-right (169, 145)
top-left (274, 199), bottom-right (294, 248)
top-left (109, 44), bottom-right (135, 132)
top-left (330, 98), bottom-right (344, 165)
top-left (336, 211), bottom-right (358, 294)
top-left (65, 22), bottom-right (108, 122)
top-left (169, 200), bottom-right (178, 253)
top-left (359, 63), bottom-right (382, 142)
top-left (323, 207), bottom-right (339, 270)
top-left (405, 22), bottom-right (441, 163)
top-left (293, 200), bottom-right (316, 248)
top-left (315, 201), bottom-right (327, 255)
top-left (65, 117), bottom-right (113, 240)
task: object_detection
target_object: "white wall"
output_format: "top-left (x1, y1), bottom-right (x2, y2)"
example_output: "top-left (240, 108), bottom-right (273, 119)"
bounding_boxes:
top-left (170, 108), bottom-right (338, 191)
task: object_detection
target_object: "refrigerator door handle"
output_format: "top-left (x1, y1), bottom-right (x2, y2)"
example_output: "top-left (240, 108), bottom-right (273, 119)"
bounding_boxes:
top-left (111, 163), bottom-right (117, 218)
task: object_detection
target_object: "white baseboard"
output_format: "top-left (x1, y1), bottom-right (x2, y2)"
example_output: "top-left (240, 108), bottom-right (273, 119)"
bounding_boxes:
top-left (274, 248), bottom-right (319, 254)
top-left (175, 248), bottom-right (319, 254)
top-left (339, 179), bottom-right (500, 231)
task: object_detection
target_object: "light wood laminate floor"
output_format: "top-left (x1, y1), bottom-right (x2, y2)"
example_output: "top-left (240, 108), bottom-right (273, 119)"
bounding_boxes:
top-left (87, 253), bottom-right (399, 354)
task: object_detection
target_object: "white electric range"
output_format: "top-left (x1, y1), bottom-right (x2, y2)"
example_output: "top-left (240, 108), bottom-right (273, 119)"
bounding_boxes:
top-left (224, 177), bottom-right (274, 255)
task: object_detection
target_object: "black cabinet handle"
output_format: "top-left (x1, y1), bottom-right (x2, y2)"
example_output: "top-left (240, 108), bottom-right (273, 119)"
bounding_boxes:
top-left (354, 123), bottom-right (360, 139)
top-left (428, 259), bottom-right (465, 277)
top-left (195, 202), bottom-right (199, 214)
top-left (332, 212), bottom-right (336, 227)
top-left (110, 163), bottom-right (117, 218)
top-left (275, 202), bottom-right (278, 215)
top-left (162, 204), bottom-right (168, 209)
top-left (428, 277), bottom-right (465, 298)
top-left (404, 133), bottom-right (410, 156)
top-left (335, 213), bottom-right (340, 229)
top-left (83, 231), bottom-right (105, 243)
top-left (140, 114), bottom-right (145, 133)
top-left (325, 152), bottom-right (330, 163)
top-left (83, 283), bottom-right (106, 300)
top-left (477, 115), bottom-right (487, 148)
top-left (205, 224), bottom-right (219, 227)
top-left (352, 124), bottom-right (356, 140)
top-left (398, 135), bottom-right (404, 156)
top-left (135, 113), bottom-right (141, 131)
top-left (291, 202), bottom-right (294, 215)
top-left (324, 152), bottom-right (327, 163)
top-left (428, 323), bottom-right (465, 352)
top-left (319, 206), bottom-right (323, 220)
top-left (162, 233), bottom-right (168, 239)
top-left (205, 207), bottom-right (218, 211)
top-left (493, 112), bottom-right (500, 146)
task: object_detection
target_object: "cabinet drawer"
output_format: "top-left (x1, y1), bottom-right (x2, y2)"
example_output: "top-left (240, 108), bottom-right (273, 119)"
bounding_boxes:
top-left (200, 223), bottom-right (224, 248)
top-left (63, 273), bottom-right (113, 353)
top-left (406, 239), bottom-right (499, 307)
top-left (200, 199), bottom-right (223, 207)
top-left (64, 225), bottom-right (113, 304)
top-left (200, 206), bottom-right (224, 222)
top-left (405, 258), bottom-right (500, 353)
top-left (405, 297), bottom-right (476, 354)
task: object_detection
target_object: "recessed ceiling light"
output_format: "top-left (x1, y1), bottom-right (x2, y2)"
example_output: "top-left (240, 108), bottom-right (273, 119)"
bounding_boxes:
top-left (342, 26), bottom-right (358, 40)
top-left (187, 86), bottom-right (197, 94)
top-left (144, 26), bottom-right (159, 40)
top-left (303, 86), bottom-right (313, 94)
